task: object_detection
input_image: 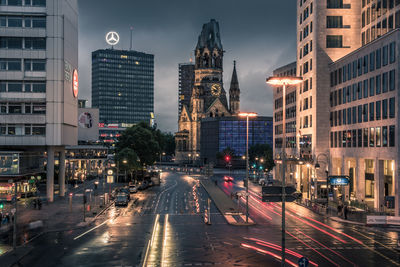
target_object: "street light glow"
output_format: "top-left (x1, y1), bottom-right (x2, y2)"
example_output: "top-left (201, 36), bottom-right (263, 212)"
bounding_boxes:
top-left (238, 112), bottom-right (257, 117)
top-left (266, 76), bottom-right (303, 86)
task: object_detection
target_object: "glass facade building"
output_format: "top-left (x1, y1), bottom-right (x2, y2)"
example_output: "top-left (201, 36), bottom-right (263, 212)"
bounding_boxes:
top-left (201, 116), bottom-right (273, 164)
top-left (92, 49), bottom-right (154, 124)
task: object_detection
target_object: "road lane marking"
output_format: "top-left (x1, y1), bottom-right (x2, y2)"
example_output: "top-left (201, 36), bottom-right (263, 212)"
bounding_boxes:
top-left (73, 219), bottom-right (109, 240)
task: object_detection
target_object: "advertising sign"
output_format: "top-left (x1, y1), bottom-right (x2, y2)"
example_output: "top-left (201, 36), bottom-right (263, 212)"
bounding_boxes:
top-left (78, 112), bottom-right (93, 128)
top-left (328, 176), bottom-right (349, 186)
top-left (72, 69), bottom-right (79, 98)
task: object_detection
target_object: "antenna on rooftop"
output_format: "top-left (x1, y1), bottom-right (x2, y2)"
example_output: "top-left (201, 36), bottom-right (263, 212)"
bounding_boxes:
top-left (129, 26), bottom-right (133, 50)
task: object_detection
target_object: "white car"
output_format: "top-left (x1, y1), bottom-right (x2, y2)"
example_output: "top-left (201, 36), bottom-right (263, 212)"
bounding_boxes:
top-left (129, 185), bottom-right (138, 193)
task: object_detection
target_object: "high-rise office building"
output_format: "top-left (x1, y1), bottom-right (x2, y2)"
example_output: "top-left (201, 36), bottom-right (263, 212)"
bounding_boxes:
top-left (178, 63), bottom-right (195, 116)
top-left (92, 49), bottom-right (154, 125)
top-left (272, 0), bottom-right (400, 215)
top-left (0, 0), bottom-right (79, 202)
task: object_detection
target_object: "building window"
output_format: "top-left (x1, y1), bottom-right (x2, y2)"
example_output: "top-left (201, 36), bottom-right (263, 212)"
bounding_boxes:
top-left (370, 51), bottom-right (375, 71)
top-left (0, 37), bottom-right (22, 49)
top-left (363, 79), bottom-right (368, 98)
top-left (369, 77), bottom-right (375, 96)
top-left (24, 37), bottom-right (46, 50)
top-left (382, 99), bottom-right (388, 119)
top-left (376, 127), bottom-right (381, 147)
top-left (326, 35), bottom-right (343, 48)
top-left (389, 97), bottom-right (395, 118)
top-left (358, 105), bottom-right (362, 123)
top-left (389, 70), bottom-right (395, 91)
top-left (358, 129), bottom-right (362, 147)
top-left (327, 0), bottom-right (343, 8)
top-left (370, 127), bottom-right (375, 147)
top-left (390, 42), bottom-right (396, 63)
top-left (347, 107), bottom-right (351, 124)
top-left (24, 59), bottom-right (45, 71)
top-left (0, 59), bottom-right (21, 71)
top-left (376, 48), bottom-right (382, 69)
top-left (389, 125), bottom-right (395, 147)
top-left (363, 104), bottom-right (368, 122)
top-left (376, 100), bottom-right (381, 120)
top-left (363, 128), bottom-right (368, 147)
top-left (358, 82), bottom-right (362, 99)
top-left (327, 16), bottom-right (343, 28)
top-left (376, 74), bottom-right (381, 94)
top-left (383, 45), bottom-right (388, 66)
top-left (382, 72), bottom-right (388, 93)
top-left (369, 102), bottom-right (374, 121)
top-left (382, 126), bottom-right (388, 147)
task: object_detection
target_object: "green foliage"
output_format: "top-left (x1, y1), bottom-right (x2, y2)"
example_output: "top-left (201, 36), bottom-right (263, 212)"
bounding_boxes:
top-left (248, 144), bottom-right (274, 171)
top-left (116, 123), bottom-right (160, 166)
top-left (115, 148), bottom-right (139, 171)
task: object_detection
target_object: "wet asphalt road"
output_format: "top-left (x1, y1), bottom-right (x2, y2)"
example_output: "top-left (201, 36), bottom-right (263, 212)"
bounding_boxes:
top-left (13, 171), bottom-right (400, 267)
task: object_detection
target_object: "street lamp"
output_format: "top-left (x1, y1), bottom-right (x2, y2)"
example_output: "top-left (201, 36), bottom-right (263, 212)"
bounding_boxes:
top-left (315, 153), bottom-right (330, 214)
top-left (238, 112), bottom-right (257, 224)
top-left (266, 76), bottom-right (302, 267)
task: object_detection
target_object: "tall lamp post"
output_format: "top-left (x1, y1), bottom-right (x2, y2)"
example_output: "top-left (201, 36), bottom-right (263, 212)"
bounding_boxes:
top-left (267, 76), bottom-right (302, 267)
top-left (315, 153), bottom-right (330, 214)
top-left (238, 112), bottom-right (257, 223)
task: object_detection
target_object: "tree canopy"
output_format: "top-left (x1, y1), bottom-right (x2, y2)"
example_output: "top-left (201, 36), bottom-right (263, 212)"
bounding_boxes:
top-left (116, 123), bottom-right (160, 166)
top-left (248, 143), bottom-right (274, 171)
top-left (115, 148), bottom-right (139, 171)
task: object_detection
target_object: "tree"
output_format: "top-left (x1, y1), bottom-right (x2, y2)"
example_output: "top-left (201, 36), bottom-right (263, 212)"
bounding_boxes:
top-left (248, 144), bottom-right (274, 171)
top-left (116, 124), bottom-right (160, 166)
top-left (115, 148), bottom-right (139, 171)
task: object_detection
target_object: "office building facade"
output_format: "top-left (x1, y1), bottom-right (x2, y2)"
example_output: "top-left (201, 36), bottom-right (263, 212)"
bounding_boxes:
top-left (92, 49), bottom-right (154, 125)
top-left (200, 116), bottom-right (273, 165)
top-left (178, 62), bottom-right (195, 117)
top-left (0, 0), bottom-right (79, 201)
top-left (272, 0), bottom-right (400, 214)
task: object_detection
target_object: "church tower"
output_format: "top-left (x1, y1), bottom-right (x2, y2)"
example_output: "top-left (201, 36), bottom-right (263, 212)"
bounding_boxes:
top-left (175, 19), bottom-right (234, 164)
top-left (229, 61), bottom-right (240, 114)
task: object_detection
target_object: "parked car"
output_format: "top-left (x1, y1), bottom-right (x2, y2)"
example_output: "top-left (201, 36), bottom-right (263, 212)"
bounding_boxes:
top-left (115, 193), bottom-right (129, 207)
top-left (129, 185), bottom-right (138, 193)
top-left (138, 181), bottom-right (149, 190)
top-left (120, 188), bottom-right (130, 200)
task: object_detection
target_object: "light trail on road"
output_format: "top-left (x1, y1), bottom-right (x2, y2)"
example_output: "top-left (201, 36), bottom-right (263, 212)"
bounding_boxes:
top-left (241, 243), bottom-right (298, 267)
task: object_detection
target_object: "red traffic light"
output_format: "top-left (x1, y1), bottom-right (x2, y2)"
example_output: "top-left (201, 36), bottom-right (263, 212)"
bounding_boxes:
top-left (225, 155), bottom-right (231, 162)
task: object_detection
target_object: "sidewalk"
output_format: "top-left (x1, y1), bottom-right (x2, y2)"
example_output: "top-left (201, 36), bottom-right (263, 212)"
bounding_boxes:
top-left (0, 179), bottom-right (123, 252)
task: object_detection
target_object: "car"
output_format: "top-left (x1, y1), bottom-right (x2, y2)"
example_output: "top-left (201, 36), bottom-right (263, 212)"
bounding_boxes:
top-left (129, 185), bottom-right (138, 193)
top-left (115, 193), bottom-right (129, 206)
top-left (138, 181), bottom-right (148, 190)
top-left (119, 188), bottom-right (131, 200)
top-left (259, 178), bottom-right (266, 186)
top-left (223, 176), bottom-right (233, 182)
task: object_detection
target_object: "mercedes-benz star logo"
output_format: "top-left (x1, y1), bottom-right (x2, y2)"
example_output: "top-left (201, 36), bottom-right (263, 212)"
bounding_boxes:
top-left (105, 31), bottom-right (120, 46)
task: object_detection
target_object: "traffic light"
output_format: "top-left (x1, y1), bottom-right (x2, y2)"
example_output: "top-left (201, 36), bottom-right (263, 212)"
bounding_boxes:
top-left (224, 155), bottom-right (231, 162)
top-left (0, 202), bottom-right (3, 209)
top-left (259, 166), bottom-right (263, 170)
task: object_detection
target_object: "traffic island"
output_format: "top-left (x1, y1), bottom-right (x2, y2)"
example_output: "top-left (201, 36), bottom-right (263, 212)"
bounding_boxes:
top-left (200, 179), bottom-right (255, 226)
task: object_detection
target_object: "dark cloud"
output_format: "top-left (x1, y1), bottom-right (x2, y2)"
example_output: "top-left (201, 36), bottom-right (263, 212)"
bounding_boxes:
top-left (78, 0), bottom-right (297, 132)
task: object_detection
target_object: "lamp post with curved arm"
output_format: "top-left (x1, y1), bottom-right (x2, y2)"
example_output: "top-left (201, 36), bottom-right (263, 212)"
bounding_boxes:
top-left (267, 76), bottom-right (302, 267)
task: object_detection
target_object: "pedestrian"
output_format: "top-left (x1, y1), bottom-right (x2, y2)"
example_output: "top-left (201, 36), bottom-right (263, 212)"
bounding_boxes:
top-left (344, 204), bottom-right (348, 220)
top-left (5, 213), bottom-right (10, 224)
top-left (33, 198), bottom-right (37, 209)
top-left (337, 203), bottom-right (342, 217)
top-left (38, 198), bottom-right (42, 210)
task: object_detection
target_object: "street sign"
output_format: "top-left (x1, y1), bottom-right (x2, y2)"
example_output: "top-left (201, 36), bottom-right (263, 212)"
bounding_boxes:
top-left (262, 195), bottom-right (298, 202)
top-left (262, 186), bottom-right (296, 195)
top-left (298, 256), bottom-right (309, 267)
top-left (328, 176), bottom-right (349, 186)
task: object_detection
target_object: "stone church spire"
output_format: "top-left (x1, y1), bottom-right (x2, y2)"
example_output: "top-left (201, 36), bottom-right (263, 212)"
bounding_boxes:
top-left (229, 60), bottom-right (240, 114)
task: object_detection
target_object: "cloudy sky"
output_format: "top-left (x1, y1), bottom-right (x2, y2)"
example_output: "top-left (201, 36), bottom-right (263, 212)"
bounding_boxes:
top-left (78, 0), bottom-right (297, 133)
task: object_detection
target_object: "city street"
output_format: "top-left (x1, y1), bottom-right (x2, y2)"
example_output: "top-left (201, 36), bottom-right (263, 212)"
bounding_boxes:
top-left (9, 170), bottom-right (400, 267)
